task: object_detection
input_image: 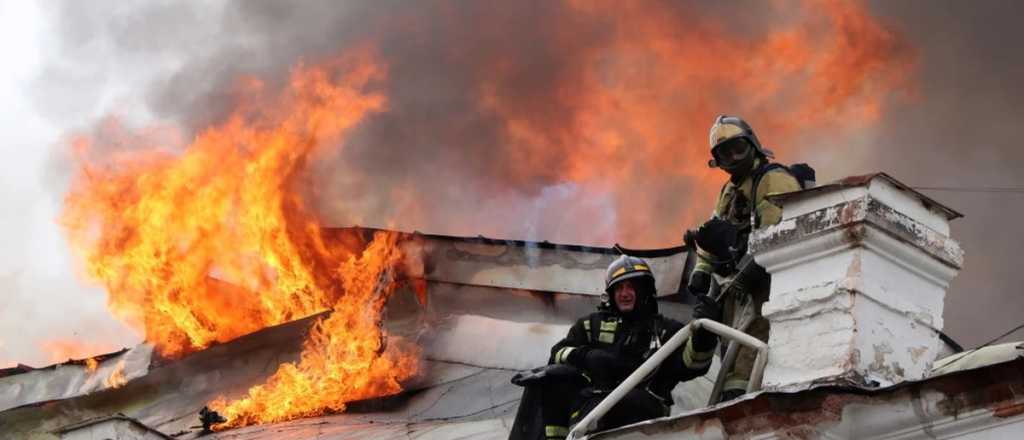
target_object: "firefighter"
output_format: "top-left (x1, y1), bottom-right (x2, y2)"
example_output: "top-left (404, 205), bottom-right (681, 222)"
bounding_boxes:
top-left (686, 115), bottom-right (802, 402)
top-left (510, 255), bottom-right (721, 440)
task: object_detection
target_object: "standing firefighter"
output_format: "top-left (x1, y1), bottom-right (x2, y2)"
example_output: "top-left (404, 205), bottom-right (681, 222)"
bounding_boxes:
top-left (509, 255), bottom-right (721, 440)
top-left (686, 115), bottom-right (803, 402)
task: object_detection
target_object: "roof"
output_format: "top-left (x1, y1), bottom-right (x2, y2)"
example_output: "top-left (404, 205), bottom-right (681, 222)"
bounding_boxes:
top-left (0, 230), bottom-right (703, 439)
top-left (932, 341), bottom-right (1024, 375)
top-left (330, 227), bottom-right (693, 298)
top-left (0, 226), bottom-right (977, 439)
top-left (53, 414), bottom-right (174, 439)
top-left (593, 354), bottom-right (1024, 439)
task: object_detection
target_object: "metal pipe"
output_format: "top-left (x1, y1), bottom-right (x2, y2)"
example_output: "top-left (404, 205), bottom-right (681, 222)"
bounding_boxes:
top-left (700, 319), bottom-right (766, 357)
top-left (748, 344), bottom-right (768, 392)
top-left (708, 340), bottom-right (739, 405)
top-left (567, 319), bottom-right (769, 440)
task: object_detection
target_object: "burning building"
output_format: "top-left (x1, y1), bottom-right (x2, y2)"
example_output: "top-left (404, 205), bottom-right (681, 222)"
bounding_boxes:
top-left (5, 1), bottom-right (1023, 438)
top-left (2, 173), bottom-right (1023, 439)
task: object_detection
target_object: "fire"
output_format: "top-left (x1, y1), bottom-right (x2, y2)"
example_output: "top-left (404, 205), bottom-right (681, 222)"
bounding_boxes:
top-left (211, 231), bottom-right (420, 427)
top-left (62, 49), bottom-right (421, 425)
top-left (56, 0), bottom-right (914, 430)
top-left (61, 49), bottom-right (394, 358)
top-left (104, 360), bottom-right (127, 388)
top-left (85, 357), bottom-right (99, 373)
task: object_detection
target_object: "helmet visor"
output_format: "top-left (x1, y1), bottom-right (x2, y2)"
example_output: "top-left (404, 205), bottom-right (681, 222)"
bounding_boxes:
top-left (712, 137), bottom-right (752, 167)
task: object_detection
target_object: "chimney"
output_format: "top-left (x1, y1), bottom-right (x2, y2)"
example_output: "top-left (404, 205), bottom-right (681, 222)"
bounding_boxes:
top-left (749, 173), bottom-right (963, 389)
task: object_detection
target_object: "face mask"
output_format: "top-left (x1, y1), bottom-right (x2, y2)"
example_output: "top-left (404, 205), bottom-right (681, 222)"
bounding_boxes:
top-left (714, 138), bottom-right (756, 177)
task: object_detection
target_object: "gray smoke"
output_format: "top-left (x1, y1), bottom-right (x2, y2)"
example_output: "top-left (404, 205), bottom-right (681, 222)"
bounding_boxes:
top-left (858, 0), bottom-right (1024, 347)
top-left (18, 0), bottom-right (1023, 367)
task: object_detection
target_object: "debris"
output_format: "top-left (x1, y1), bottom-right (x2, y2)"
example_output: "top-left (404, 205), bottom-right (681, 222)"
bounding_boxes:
top-left (198, 406), bottom-right (227, 434)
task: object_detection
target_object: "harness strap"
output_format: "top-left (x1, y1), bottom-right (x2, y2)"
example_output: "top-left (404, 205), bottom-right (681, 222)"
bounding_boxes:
top-left (749, 163), bottom-right (790, 228)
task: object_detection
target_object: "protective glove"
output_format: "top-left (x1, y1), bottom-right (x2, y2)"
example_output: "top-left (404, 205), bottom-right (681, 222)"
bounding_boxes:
top-left (695, 218), bottom-right (740, 262)
top-left (581, 348), bottom-right (633, 385)
top-left (693, 294), bottom-right (723, 322)
top-left (687, 270), bottom-right (711, 296)
top-left (691, 295), bottom-right (723, 352)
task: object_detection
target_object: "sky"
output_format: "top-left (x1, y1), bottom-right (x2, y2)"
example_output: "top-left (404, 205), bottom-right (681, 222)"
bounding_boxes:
top-left (0, 1), bottom-right (135, 367)
top-left (1, 0), bottom-right (1023, 367)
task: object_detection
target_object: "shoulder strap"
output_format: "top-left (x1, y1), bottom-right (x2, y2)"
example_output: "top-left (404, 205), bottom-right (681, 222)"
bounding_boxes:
top-left (750, 163), bottom-right (791, 228)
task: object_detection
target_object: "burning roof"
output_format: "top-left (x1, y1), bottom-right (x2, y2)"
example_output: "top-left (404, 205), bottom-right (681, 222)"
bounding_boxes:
top-left (33, 1), bottom-right (929, 433)
top-left (6, 225), bottom-right (1005, 439)
top-left (0, 231), bottom-right (700, 438)
top-left (15, 2), bottom-right (1017, 438)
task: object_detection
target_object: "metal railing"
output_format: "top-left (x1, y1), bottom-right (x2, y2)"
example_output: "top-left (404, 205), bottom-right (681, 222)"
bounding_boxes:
top-left (566, 318), bottom-right (768, 440)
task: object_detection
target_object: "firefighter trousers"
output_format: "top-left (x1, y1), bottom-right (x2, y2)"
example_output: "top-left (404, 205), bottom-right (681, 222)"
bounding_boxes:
top-left (721, 282), bottom-right (770, 394)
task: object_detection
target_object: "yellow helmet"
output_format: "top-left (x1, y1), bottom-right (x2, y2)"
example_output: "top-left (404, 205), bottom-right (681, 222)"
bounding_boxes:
top-left (708, 115), bottom-right (774, 170)
top-left (604, 254), bottom-right (656, 294)
top-left (603, 254), bottom-right (657, 314)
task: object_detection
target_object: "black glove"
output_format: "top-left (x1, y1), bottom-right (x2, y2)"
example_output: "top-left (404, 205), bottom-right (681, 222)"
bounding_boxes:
top-left (692, 294), bottom-right (723, 322)
top-left (582, 348), bottom-right (633, 385)
top-left (687, 270), bottom-right (711, 296)
top-left (695, 218), bottom-right (740, 262)
top-left (691, 295), bottom-right (723, 351)
top-left (511, 364), bottom-right (588, 387)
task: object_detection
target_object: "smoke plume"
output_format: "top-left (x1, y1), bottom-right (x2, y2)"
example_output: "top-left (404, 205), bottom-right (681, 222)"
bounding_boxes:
top-left (23, 0), bottom-right (1021, 360)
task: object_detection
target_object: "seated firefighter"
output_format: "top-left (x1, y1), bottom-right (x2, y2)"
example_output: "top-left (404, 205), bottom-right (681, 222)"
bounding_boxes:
top-left (509, 255), bottom-right (722, 440)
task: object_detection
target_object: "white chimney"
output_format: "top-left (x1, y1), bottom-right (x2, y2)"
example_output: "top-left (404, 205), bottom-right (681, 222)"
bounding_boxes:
top-left (750, 173), bottom-right (963, 389)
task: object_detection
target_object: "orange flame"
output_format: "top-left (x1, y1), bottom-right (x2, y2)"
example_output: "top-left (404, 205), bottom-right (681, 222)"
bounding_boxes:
top-left (104, 360), bottom-right (127, 388)
top-left (61, 49), bottom-right (392, 358)
top-left (212, 231), bottom-right (420, 427)
top-left (61, 49), bottom-right (421, 425)
top-left (85, 357), bottom-right (99, 373)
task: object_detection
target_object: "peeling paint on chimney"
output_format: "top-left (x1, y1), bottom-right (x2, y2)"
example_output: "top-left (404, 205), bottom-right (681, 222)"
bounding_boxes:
top-left (754, 174), bottom-right (963, 389)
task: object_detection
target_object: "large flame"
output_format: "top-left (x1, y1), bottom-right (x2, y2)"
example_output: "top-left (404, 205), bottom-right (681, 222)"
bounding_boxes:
top-left (61, 49), bottom-right (420, 424)
top-left (61, 50), bottom-right (392, 358)
top-left (212, 231), bottom-right (420, 427)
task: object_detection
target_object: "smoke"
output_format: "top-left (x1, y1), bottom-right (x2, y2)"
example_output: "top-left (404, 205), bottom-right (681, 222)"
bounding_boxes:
top-left (855, 0), bottom-right (1024, 347)
top-left (33, 0), bottom-right (912, 242)
top-left (21, 0), bottom-right (1017, 361)
top-left (196, 1), bottom-right (906, 247)
top-left (0, 1), bottom-right (140, 368)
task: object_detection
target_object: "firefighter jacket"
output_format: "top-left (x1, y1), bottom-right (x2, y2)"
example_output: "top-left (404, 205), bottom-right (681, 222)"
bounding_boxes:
top-left (548, 310), bottom-right (713, 404)
top-left (692, 158), bottom-right (801, 278)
